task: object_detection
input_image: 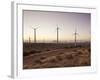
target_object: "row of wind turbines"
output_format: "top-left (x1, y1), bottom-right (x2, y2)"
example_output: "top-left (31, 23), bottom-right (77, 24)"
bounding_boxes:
top-left (28, 25), bottom-right (78, 47)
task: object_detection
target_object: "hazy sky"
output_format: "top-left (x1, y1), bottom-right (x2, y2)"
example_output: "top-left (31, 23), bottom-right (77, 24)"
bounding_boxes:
top-left (23, 10), bottom-right (91, 42)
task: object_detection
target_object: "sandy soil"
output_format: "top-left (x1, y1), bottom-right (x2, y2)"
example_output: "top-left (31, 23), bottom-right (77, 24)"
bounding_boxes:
top-left (23, 47), bottom-right (90, 69)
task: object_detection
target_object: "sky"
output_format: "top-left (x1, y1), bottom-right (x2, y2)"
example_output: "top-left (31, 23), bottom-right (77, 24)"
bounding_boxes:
top-left (23, 10), bottom-right (91, 43)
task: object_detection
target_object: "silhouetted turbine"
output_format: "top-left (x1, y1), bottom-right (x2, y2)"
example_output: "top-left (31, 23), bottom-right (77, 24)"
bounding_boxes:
top-left (32, 27), bottom-right (38, 43)
top-left (56, 25), bottom-right (60, 43)
top-left (74, 27), bottom-right (78, 47)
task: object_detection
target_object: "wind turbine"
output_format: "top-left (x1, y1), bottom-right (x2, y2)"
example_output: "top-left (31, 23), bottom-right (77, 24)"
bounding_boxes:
top-left (32, 27), bottom-right (39, 43)
top-left (74, 27), bottom-right (78, 47)
top-left (56, 25), bottom-right (60, 44)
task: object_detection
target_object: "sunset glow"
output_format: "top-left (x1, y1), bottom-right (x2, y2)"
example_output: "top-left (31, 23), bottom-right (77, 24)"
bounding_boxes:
top-left (23, 10), bottom-right (91, 43)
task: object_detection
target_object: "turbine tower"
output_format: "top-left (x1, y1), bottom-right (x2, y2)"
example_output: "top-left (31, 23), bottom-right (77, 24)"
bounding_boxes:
top-left (32, 27), bottom-right (38, 43)
top-left (74, 27), bottom-right (78, 47)
top-left (56, 25), bottom-right (60, 43)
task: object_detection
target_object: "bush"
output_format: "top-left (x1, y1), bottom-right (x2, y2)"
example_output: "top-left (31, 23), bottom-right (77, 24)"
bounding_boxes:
top-left (81, 61), bottom-right (89, 66)
top-left (49, 56), bottom-right (57, 63)
top-left (49, 59), bottom-right (57, 63)
top-left (56, 55), bottom-right (63, 61)
top-left (34, 59), bottom-right (42, 64)
top-left (40, 56), bottom-right (46, 59)
top-left (23, 51), bottom-right (32, 56)
top-left (45, 49), bottom-right (50, 51)
top-left (30, 50), bottom-right (41, 53)
top-left (23, 50), bottom-right (42, 56)
top-left (66, 54), bottom-right (73, 60)
top-left (77, 51), bottom-right (83, 55)
top-left (88, 48), bottom-right (91, 52)
top-left (73, 49), bottom-right (77, 52)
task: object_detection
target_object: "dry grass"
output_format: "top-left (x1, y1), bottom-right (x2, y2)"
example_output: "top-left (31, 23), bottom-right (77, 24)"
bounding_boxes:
top-left (23, 44), bottom-right (91, 69)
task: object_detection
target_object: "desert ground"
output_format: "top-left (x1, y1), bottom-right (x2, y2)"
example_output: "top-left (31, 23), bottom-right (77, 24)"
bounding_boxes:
top-left (23, 42), bottom-right (91, 69)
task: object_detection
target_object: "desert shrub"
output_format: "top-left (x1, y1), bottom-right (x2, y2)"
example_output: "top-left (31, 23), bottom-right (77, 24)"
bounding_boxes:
top-left (49, 56), bottom-right (57, 63)
top-left (66, 54), bottom-right (73, 60)
top-left (30, 50), bottom-right (41, 53)
top-left (81, 61), bottom-right (89, 66)
top-left (77, 51), bottom-right (83, 55)
top-left (69, 46), bottom-right (75, 48)
top-left (40, 56), bottom-right (46, 59)
top-left (45, 49), bottom-right (50, 51)
top-left (56, 55), bottom-right (63, 61)
top-left (64, 46), bottom-right (69, 49)
top-left (88, 48), bottom-right (91, 52)
top-left (73, 49), bottom-right (77, 52)
top-left (64, 46), bottom-right (74, 49)
top-left (59, 52), bottom-right (64, 54)
top-left (23, 50), bottom-right (42, 56)
top-left (77, 45), bottom-right (82, 48)
top-left (48, 65), bottom-right (59, 68)
top-left (49, 59), bottom-right (56, 63)
top-left (34, 59), bottom-right (42, 64)
top-left (23, 51), bottom-right (32, 56)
